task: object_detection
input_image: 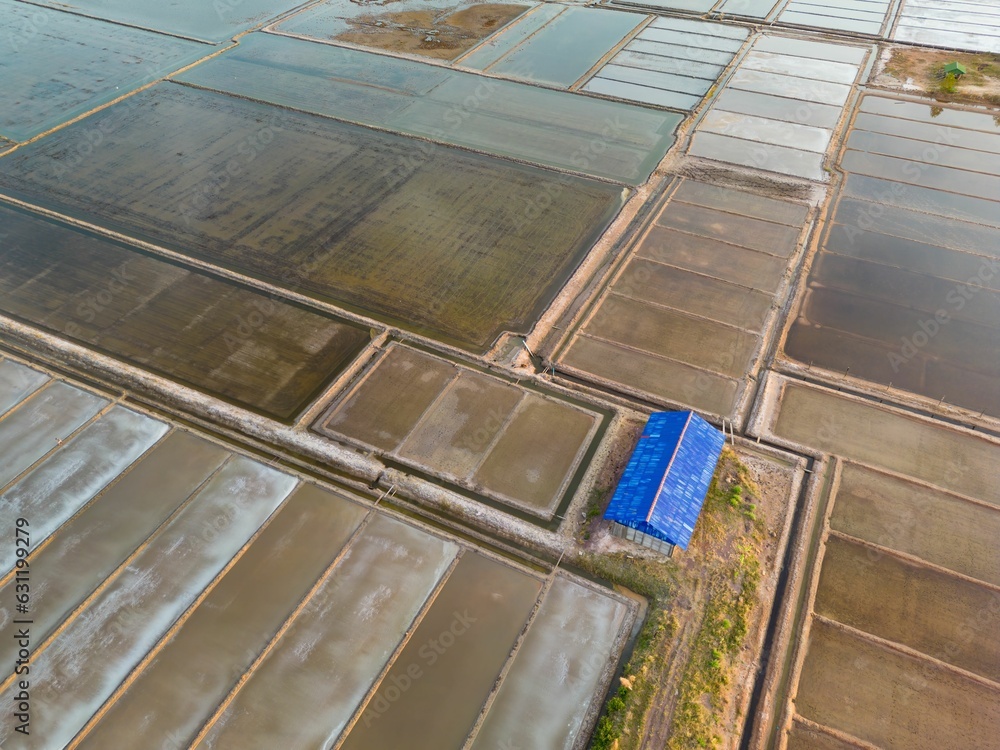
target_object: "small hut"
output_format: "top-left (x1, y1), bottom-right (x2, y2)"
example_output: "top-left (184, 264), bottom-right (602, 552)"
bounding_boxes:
top-left (943, 61), bottom-right (967, 78)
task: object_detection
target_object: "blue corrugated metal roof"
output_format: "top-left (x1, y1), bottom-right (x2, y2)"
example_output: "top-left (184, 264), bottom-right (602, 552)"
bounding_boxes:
top-left (603, 411), bottom-right (725, 550)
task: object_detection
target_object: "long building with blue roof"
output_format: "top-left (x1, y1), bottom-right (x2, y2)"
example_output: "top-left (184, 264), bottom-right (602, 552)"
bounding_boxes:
top-left (604, 411), bottom-right (725, 554)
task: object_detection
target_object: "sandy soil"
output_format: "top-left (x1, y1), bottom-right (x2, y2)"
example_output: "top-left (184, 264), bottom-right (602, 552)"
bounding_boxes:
top-left (335, 3), bottom-right (527, 60)
top-left (871, 45), bottom-right (1000, 108)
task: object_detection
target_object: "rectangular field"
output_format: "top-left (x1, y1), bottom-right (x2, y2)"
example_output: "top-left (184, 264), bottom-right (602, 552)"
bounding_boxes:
top-left (770, 380), bottom-right (999, 503)
top-left (192, 513), bottom-right (459, 749)
top-left (759, 375), bottom-right (1000, 749)
top-left (893, 0), bottom-right (1000, 53)
top-left (0, 406), bottom-right (167, 573)
top-left (0, 431), bottom-right (230, 673)
top-left (0, 83), bottom-right (625, 352)
top-left (583, 17), bottom-right (748, 110)
top-left (777, 0), bottom-right (892, 36)
top-left (0, 358), bottom-right (48, 416)
top-left (557, 179), bottom-right (807, 419)
top-left (813, 534), bottom-right (1000, 682)
top-left (0, 359), bottom-right (634, 749)
top-left (831, 462), bottom-right (1000, 586)
top-left (794, 619), bottom-right (1000, 749)
top-left (0, 203), bottom-right (369, 420)
top-left (471, 576), bottom-right (630, 749)
top-left (461, 5), bottom-right (644, 87)
top-left (783, 94), bottom-right (1000, 418)
top-left (0, 381), bottom-right (107, 487)
top-left (689, 36), bottom-right (868, 180)
top-left (316, 343), bottom-right (602, 517)
top-left (0, 0), bottom-right (208, 141)
top-left (176, 33), bottom-right (680, 185)
top-left (339, 552), bottom-right (543, 750)
top-left (75, 483), bottom-right (369, 749)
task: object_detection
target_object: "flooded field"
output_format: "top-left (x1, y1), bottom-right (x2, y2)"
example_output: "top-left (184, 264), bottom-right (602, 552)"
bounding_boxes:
top-left (0, 381), bottom-right (108, 488)
top-left (194, 512), bottom-right (459, 749)
top-left (613, 0), bottom-right (718, 12)
top-left (0, 83), bottom-right (624, 352)
top-left (459, 4), bottom-right (643, 87)
top-left (755, 375), bottom-right (1000, 749)
top-left (831, 463), bottom-right (1000, 586)
top-left (177, 33), bottom-right (680, 185)
top-left (471, 575), bottom-right (630, 749)
top-left (690, 35), bottom-right (869, 180)
top-left (796, 619), bottom-right (1000, 749)
top-left (584, 17), bottom-right (748, 110)
top-left (783, 94), bottom-right (1000, 418)
top-left (315, 343), bottom-right (602, 517)
top-left (556, 179), bottom-right (808, 420)
top-left (777, 0), bottom-right (892, 36)
top-left (340, 552), bottom-right (542, 749)
top-left (893, 0), bottom-right (1000, 53)
top-left (0, 406), bottom-right (168, 572)
top-left (716, 0), bottom-right (783, 20)
top-left (0, 0), bottom-right (208, 141)
top-left (0, 357), bottom-right (634, 748)
top-left (76, 483), bottom-right (370, 749)
top-left (0, 203), bottom-right (368, 420)
top-left (275, 0), bottom-right (531, 60)
top-left (0, 358), bottom-right (48, 414)
top-left (28, 0), bottom-right (308, 42)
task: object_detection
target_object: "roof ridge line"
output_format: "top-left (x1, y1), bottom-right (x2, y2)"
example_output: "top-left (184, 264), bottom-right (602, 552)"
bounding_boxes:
top-left (645, 411), bottom-right (692, 524)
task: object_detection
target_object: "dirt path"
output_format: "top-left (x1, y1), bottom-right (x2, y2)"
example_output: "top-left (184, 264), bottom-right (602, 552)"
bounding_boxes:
top-left (580, 445), bottom-right (798, 750)
top-left (639, 577), bottom-right (706, 748)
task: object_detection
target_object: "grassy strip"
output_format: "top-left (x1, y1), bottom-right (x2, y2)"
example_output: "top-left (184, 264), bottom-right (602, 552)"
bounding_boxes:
top-left (668, 462), bottom-right (764, 749)
top-left (579, 551), bottom-right (678, 750)
top-left (581, 449), bottom-right (764, 750)
top-left (667, 549), bottom-right (761, 748)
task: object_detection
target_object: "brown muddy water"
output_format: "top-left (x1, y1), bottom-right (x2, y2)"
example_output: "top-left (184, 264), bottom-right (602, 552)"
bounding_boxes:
top-left (0, 83), bottom-right (625, 352)
top-left (0, 204), bottom-right (369, 420)
top-left (784, 95), bottom-right (1000, 418)
top-left (317, 343), bottom-right (602, 516)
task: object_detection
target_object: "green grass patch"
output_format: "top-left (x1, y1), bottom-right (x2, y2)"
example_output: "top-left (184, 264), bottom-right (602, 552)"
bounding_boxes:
top-left (667, 457), bottom-right (763, 749)
top-left (578, 551), bottom-right (678, 750)
top-left (939, 72), bottom-right (959, 95)
top-left (583, 448), bottom-right (765, 749)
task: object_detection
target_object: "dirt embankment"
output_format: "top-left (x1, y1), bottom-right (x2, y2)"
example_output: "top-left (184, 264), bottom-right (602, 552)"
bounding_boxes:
top-left (577, 445), bottom-right (797, 750)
